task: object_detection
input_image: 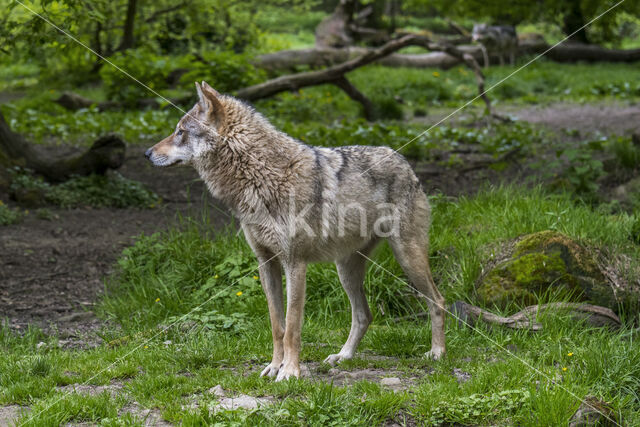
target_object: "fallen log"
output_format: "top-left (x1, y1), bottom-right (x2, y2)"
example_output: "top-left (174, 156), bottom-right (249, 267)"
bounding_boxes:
top-left (255, 40), bottom-right (640, 72)
top-left (254, 45), bottom-right (478, 71)
top-left (520, 39), bottom-right (640, 62)
top-left (0, 111), bottom-right (125, 182)
top-left (394, 301), bottom-right (621, 331)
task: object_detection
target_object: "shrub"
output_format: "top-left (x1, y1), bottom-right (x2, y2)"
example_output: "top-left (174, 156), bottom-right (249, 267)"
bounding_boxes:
top-left (9, 168), bottom-right (160, 209)
top-left (0, 201), bottom-right (22, 225)
top-left (179, 51), bottom-right (265, 94)
top-left (100, 49), bottom-right (189, 106)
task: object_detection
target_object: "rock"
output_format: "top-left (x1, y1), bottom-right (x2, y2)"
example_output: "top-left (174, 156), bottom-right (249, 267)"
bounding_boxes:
top-left (476, 231), bottom-right (637, 312)
top-left (380, 377), bottom-right (402, 387)
top-left (208, 385), bottom-right (226, 397)
top-left (569, 396), bottom-right (617, 427)
top-left (0, 405), bottom-right (28, 426)
top-left (217, 394), bottom-right (273, 411)
top-left (611, 177), bottom-right (640, 207)
top-left (452, 368), bottom-right (471, 383)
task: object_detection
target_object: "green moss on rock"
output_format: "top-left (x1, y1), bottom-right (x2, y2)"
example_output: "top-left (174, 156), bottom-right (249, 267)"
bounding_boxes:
top-left (477, 231), bottom-right (619, 310)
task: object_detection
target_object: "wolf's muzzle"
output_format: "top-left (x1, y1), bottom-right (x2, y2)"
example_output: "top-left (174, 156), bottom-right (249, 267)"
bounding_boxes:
top-left (144, 148), bottom-right (153, 159)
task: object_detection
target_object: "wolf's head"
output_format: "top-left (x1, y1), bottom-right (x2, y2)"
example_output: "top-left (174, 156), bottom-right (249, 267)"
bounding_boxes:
top-left (471, 23), bottom-right (489, 42)
top-left (145, 81), bottom-right (226, 167)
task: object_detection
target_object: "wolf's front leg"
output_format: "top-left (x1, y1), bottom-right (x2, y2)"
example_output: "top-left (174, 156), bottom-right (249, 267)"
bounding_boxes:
top-left (276, 262), bottom-right (307, 382)
top-left (256, 255), bottom-right (285, 378)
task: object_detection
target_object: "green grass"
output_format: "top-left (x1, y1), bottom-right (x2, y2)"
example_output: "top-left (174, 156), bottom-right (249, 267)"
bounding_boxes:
top-left (2, 186), bottom-right (640, 425)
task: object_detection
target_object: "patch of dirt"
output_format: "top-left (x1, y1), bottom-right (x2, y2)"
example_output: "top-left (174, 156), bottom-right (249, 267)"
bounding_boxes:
top-left (0, 405), bottom-right (28, 427)
top-left (506, 101), bottom-right (640, 137)
top-left (0, 147), bottom-right (230, 336)
top-left (56, 381), bottom-right (125, 396)
top-left (119, 403), bottom-right (171, 426)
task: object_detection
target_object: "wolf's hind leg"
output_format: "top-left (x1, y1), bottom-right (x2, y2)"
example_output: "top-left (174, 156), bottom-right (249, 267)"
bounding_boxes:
top-left (388, 232), bottom-right (446, 360)
top-left (324, 251), bottom-right (372, 366)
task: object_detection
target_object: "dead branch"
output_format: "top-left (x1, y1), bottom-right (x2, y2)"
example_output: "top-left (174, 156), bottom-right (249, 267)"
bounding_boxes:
top-left (395, 301), bottom-right (621, 331)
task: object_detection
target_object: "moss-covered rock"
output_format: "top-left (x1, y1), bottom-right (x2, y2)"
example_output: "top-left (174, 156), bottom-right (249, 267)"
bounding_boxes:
top-left (476, 230), bottom-right (628, 311)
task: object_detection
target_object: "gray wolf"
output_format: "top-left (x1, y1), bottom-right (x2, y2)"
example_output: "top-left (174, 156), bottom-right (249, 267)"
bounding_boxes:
top-left (145, 82), bottom-right (446, 381)
top-left (472, 24), bottom-right (518, 67)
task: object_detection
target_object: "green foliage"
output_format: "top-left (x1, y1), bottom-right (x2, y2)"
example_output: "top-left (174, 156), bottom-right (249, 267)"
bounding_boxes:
top-left (2, 99), bottom-right (182, 146)
top-left (425, 389), bottom-right (530, 425)
top-left (0, 202), bottom-right (22, 226)
top-left (372, 96), bottom-right (405, 120)
top-left (559, 148), bottom-right (605, 196)
top-left (608, 137), bottom-right (640, 170)
top-left (99, 49), bottom-right (186, 106)
top-left (8, 168), bottom-right (160, 209)
top-left (278, 118), bottom-right (540, 160)
top-left (179, 51), bottom-right (266, 94)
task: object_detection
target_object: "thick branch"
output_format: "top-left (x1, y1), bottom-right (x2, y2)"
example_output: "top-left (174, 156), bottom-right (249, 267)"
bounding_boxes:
top-left (395, 301), bottom-right (621, 330)
top-left (333, 77), bottom-right (375, 120)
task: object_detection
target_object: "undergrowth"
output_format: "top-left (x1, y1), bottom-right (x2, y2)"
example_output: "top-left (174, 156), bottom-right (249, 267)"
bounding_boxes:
top-left (8, 168), bottom-right (160, 209)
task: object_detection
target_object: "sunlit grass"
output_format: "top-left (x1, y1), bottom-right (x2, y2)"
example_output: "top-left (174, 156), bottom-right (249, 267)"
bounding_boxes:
top-left (2, 186), bottom-right (639, 425)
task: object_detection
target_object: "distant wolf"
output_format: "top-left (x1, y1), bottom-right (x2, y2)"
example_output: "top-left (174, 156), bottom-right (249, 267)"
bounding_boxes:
top-left (471, 23), bottom-right (518, 67)
top-left (145, 82), bottom-right (446, 381)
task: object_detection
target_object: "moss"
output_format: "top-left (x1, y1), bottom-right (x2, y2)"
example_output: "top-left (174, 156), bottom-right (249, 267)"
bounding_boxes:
top-left (476, 230), bottom-right (616, 310)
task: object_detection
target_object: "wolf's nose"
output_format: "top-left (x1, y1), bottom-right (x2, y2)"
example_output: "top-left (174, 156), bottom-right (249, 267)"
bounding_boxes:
top-left (144, 148), bottom-right (152, 159)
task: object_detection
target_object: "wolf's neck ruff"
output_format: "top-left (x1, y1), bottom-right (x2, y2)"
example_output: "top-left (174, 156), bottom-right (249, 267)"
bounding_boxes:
top-left (193, 95), bottom-right (313, 220)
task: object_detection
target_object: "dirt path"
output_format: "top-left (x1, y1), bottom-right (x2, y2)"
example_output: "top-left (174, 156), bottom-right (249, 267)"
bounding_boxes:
top-left (415, 101), bottom-right (640, 138)
top-left (505, 101), bottom-right (640, 137)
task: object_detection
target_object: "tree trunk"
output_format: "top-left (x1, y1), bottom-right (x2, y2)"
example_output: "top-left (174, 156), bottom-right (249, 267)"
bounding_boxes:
top-left (117, 0), bottom-right (138, 52)
top-left (0, 111), bottom-right (125, 183)
top-left (563, 1), bottom-right (589, 43)
top-left (315, 0), bottom-right (356, 48)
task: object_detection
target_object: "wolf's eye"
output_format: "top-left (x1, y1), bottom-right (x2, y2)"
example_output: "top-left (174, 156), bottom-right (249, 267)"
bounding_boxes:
top-left (177, 129), bottom-right (184, 136)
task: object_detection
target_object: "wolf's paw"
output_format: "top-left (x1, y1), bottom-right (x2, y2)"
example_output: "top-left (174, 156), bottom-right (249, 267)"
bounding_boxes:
top-left (323, 353), bottom-right (352, 366)
top-left (260, 362), bottom-right (281, 378)
top-left (275, 362), bottom-right (300, 382)
top-left (425, 347), bottom-right (446, 361)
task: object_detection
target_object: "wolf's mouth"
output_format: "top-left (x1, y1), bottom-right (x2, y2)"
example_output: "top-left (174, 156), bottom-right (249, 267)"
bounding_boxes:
top-left (144, 150), bottom-right (180, 167)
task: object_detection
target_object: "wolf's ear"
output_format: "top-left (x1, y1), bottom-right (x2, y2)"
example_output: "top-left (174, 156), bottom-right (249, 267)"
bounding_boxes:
top-left (195, 81), bottom-right (225, 129)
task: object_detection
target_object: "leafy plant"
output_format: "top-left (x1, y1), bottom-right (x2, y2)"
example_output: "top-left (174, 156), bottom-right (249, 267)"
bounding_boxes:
top-left (0, 201), bottom-right (22, 225)
top-left (179, 51), bottom-right (265, 94)
top-left (100, 49), bottom-right (188, 106)
top-left (425, 389), bottom-right (530, 425)
top-left (8, 168), bottom-right (160, 209)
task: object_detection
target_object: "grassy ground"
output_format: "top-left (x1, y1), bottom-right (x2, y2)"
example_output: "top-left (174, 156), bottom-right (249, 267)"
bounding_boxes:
top-left (2, 187), bottom-right (639, 425)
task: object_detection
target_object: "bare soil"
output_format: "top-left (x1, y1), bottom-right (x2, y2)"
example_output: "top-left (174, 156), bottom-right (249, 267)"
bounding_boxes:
top-left (0, 148), bottom-right (230, 338)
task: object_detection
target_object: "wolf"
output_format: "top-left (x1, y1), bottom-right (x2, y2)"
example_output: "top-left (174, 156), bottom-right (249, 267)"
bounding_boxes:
top-left (471, 23), bottom-right (518, 67)
top-left (145, 82), bottom-right (446, 381)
